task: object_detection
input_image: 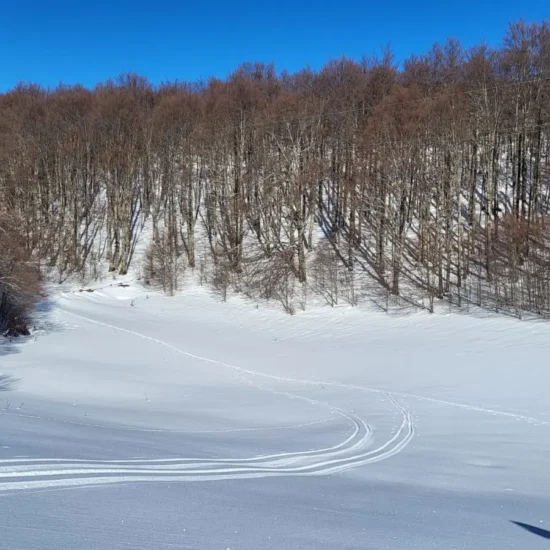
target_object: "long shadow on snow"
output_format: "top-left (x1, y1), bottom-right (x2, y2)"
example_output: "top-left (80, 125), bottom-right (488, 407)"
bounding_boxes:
top-left (511, 521), bottom-right (550, 540)
top-left (0, 340), bottom-right (20, 358)
top-left (0, 374), bottom-right (19, 391)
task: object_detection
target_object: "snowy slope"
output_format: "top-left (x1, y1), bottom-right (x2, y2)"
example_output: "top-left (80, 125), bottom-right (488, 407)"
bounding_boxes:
top-left (1, 286), bottom-right (549, 549)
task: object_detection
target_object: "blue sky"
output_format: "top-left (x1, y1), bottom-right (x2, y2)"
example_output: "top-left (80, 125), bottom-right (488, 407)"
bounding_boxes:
top-left (1, 0), bottom-right (548, 91)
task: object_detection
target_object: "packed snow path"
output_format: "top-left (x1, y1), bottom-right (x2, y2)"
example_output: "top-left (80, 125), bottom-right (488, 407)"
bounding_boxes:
top-left (1, 287), bottom-right (549, 548)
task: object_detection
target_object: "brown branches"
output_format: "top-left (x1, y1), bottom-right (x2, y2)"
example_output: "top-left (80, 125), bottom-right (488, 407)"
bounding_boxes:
top-left (1, 21), bottom-right (550, 317)
top-left (0, 213), bottom-right (42, 335)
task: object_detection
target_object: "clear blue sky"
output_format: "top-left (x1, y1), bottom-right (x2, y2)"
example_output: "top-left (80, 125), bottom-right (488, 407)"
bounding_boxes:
top-left (1, 0), bottom-right (548, 91)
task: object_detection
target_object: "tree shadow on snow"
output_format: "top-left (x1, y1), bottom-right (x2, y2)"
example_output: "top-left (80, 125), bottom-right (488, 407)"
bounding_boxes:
top-left (0, 374), bottom-right (19, 391)
top-left (511, 521), bottom-right (550, 540)
top-left (0, 340), bottom-right (20, 358)
top-left (1, 295), bottom-right (60, 359)
top-left (33, 296), bottom-right (59, 328)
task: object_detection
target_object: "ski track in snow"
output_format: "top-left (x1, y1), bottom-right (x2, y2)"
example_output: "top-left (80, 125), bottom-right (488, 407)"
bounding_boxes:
top-left (3, 302), bottom-right (548, 494)
top-left (0, 307), bottom-right (415, 492)
top-left (59, 307), bottom-right (550, 427)
top-left (0, 398), bottom-right (412, 492)
top-left (2, 408), bottom-right (334, 435)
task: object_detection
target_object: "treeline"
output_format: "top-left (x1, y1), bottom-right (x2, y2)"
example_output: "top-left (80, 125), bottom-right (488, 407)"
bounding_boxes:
top-left (1, 20), bottom-right (550, 317)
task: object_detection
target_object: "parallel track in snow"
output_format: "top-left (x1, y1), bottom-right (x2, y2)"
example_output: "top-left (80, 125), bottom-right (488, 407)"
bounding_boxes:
top-left (0, 309), bottom-right (414, 492)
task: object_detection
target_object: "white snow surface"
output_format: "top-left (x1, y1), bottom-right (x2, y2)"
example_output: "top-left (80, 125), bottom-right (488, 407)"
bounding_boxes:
top-left (1, 285), bottom-right (550, 549)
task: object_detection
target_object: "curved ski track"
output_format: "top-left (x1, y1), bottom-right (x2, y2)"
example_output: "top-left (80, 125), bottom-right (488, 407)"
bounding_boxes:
top-left (0, 308), bottom-right (414, 492)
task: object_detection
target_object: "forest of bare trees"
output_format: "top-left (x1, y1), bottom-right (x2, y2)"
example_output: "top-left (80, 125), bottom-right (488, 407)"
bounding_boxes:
top-left (1, 20), bottom-right (550, 322)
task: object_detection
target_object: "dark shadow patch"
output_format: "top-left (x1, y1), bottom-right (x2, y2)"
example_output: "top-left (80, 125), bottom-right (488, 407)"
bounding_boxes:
top-left (0, 374), bottom-right (19, 391)
top-left (0, 341), bottom-right (20, 358)
top-left (511, 521), bottom-right (550, 540)
top-left (29, 296), bottom-right (64, 335)
top-left (1, 295), bottom-right (61, 357)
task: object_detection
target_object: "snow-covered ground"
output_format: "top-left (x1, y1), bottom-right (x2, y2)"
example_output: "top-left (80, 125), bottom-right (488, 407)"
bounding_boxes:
top-left (1, 285), bottom-right (550, 549)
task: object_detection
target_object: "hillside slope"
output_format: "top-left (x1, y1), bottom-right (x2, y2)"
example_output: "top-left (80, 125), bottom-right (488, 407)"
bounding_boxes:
top-left (1, 287), bottom-right (549, 548)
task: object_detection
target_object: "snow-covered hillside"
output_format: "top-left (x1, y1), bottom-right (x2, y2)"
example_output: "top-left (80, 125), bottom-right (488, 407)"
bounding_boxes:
top-left (1, 286), bottom-right (549, 549)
